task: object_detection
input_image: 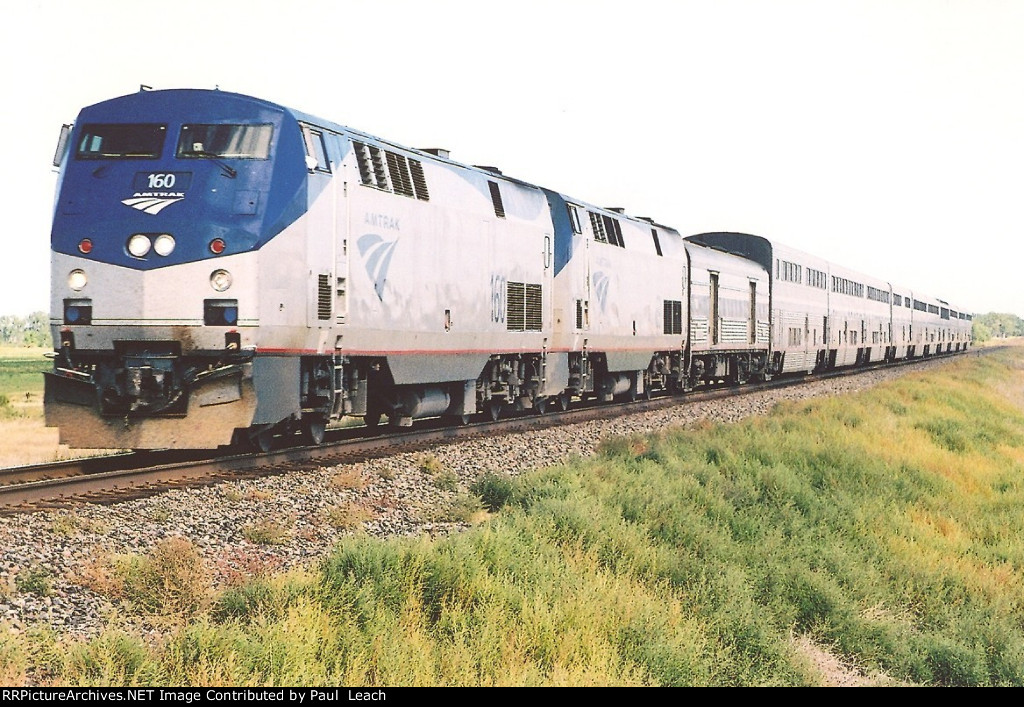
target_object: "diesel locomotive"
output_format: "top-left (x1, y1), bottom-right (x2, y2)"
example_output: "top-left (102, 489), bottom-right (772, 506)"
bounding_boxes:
top-left (45, 88), bottom-right (971, 450)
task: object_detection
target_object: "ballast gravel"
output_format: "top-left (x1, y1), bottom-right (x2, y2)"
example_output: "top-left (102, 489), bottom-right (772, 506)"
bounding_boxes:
top-left (0, 360), bottom-right (950, 640)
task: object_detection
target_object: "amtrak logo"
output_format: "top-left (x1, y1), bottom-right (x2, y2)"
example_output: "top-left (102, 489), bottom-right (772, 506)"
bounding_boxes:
top-left (358, 233), bottom-right (399, 301)
top-left (121, 192), bottom-right (185, 215)
top-left (592, 271), bottom-right (610, 312)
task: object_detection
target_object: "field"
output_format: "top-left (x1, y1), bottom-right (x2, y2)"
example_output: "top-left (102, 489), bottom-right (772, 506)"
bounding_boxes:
top-left (0, 347), bottom-right (121, 466)
top-left (0, 346), bottom-right (47, 405)
top-left (0, 347), bottom-right (58, 466)
top-left (0, 344), bottom-right (1021, 686)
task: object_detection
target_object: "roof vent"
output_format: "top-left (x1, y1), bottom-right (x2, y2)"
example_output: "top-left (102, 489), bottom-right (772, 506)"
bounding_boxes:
top-left (606, 207), bottom-right (625, 213)
top-left (475, 165), bottom-right (503, 175)
top-left (636, 216), bottom-right (655, 223)
top-left (420, 148), bottom-right (450, 159)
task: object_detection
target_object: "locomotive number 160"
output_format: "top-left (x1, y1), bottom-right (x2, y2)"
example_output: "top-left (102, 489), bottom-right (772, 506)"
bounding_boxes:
top-left (490, 274), bottom-right (506, 324)
top-left (147, 173), bottom-right (177, 189)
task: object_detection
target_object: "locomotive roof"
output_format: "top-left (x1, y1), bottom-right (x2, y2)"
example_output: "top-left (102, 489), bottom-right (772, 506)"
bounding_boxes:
top-left (84, 88), bottom-right (678, 234)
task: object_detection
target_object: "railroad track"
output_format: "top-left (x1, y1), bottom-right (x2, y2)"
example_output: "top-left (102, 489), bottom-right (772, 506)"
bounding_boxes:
top-left (0, 352), bottom-right (978, 513)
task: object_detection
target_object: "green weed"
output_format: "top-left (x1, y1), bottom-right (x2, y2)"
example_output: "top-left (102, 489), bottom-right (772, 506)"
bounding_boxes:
top-left (23, 348), bottom-right (1024, 686)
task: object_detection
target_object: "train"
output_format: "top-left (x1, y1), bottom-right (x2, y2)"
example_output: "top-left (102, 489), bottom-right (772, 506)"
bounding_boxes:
top-left (44, 88), bottom-right (972, 450)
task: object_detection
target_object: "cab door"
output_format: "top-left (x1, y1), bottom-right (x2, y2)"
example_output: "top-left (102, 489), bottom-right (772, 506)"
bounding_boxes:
top-left (300, 124), bottom-right (336, 332)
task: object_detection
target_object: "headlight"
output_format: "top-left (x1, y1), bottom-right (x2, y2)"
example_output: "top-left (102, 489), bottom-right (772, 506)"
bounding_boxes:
top-left (127, 234), bottom-right (151, 257)
top-left (210, 269), bottom-right (233, 292)
top-left (153, 234), bottom-right (175, 256)
top-left (68, 269), bottom-right (88, 291)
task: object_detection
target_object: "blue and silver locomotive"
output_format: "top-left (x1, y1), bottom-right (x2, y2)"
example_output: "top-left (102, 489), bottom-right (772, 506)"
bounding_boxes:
top-left (45, 88), bottom-right (970, 450)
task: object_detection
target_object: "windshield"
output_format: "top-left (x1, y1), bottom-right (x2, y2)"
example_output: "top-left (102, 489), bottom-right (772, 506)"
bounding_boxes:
top-left (76, 124), bottom-right (167, 159)
top-left (176, 124), bottom-right (273, 159)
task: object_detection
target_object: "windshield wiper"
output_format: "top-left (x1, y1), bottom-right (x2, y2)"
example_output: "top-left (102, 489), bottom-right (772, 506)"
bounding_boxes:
top-left (181, 150), bottom-right (237, 178)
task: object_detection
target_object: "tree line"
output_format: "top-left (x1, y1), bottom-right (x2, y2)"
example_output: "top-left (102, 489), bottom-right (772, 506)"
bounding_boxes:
top-left (972, 312), bottom-right (1024, 342)
top-left (0, 312), bottom-right (49, 347)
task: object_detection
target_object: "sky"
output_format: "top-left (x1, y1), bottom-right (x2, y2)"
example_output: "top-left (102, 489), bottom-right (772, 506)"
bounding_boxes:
top-left (1, 0), bottom-right (1022, 317)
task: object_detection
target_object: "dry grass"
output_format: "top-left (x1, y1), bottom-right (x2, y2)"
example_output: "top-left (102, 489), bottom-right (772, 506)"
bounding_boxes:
top-left (241, 518), bottom-right (292, 545)
top-left (48, 512), bottom-right (111, 537)
top-left (324, 501), bottom-right (373, 530)
top-left (329, 467), bottom-right (369, 491)
top-left (221, 486), bottom-right (245, 502)
top-left (792, 635), bottom-right (905, 686)
top-left (212, 548), bottom-right (286, 588)
top-left (74, 537), bottom-right (213, 617)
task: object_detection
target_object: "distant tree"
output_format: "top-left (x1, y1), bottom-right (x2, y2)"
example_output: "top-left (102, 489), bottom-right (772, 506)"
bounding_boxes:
top-left (23, 312), bottom-right (49, 347)
top-left (972, 319), bottom-right (993, 343)
top-left (0, 311), bottom-right (49, 346)
top-left (973, 312), bottom-right (1024, 342)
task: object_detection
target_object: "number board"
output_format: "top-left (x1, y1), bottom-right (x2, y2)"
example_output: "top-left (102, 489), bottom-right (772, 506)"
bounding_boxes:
top-left (133, 172), bottom-right (193, 191)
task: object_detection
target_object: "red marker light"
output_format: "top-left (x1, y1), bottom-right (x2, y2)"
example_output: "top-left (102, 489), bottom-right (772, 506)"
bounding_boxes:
top-left (209, 238), bottom-right (226, 255)
top-left (78, 239), bottom-right (93, 254)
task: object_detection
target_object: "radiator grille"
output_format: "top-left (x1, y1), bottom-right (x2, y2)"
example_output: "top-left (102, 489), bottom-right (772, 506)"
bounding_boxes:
top-left (507, 281), bottom-right (542, 331)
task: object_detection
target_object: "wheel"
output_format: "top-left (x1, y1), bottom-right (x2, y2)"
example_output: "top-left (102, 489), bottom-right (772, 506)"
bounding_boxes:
top-left (488, 400), bottom-right (502, 421)
top-left (364, 411), bottom-right (382, 429)
top-left (249, 426), bottom-right (274, 453)
top-left (535, 397), bottom-right (548, 415)
top-left (229, 429), bottom-right (251, 450)
top-left (556, 392), bottom-right (570, 411)
top-left (301, 417), bottom-right (327, 445)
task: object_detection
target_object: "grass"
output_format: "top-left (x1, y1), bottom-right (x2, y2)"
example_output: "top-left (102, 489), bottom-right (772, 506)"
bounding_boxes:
top-left (14, 566), bottom-right (53, 597)
top-left (6, 346), bottom-right (1024, 686)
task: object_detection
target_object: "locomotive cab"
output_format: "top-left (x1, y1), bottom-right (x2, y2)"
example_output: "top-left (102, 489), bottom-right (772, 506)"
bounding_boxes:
top-left (45, 89), bottom-right (310, 448)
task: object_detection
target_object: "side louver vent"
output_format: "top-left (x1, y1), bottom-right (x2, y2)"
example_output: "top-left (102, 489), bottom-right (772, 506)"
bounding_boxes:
top-left (318, 274), bottom-right (332, 320)
top-left (507, 282), bottom-right (524, 331)
top-left (354, 142), bottom-right (374, 185)
top-left (386, 151), bottom-right (414, 197)
top-left (588, 211), bottom-right (625, 247)
top-left (488, 180), bottom-right (505, 219)
top-left (353, 141), bottom-right (429, 201)
top-left (409, 159), bottom-right (429, 200)
top-left (525, 284), bottom-right (542, 331)
top-left (663, 300), bottom-right (682, 335)
top-left (576, 299), bottom-right (588, 330)
top-left (588, 211), bottom-right (607, 243)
